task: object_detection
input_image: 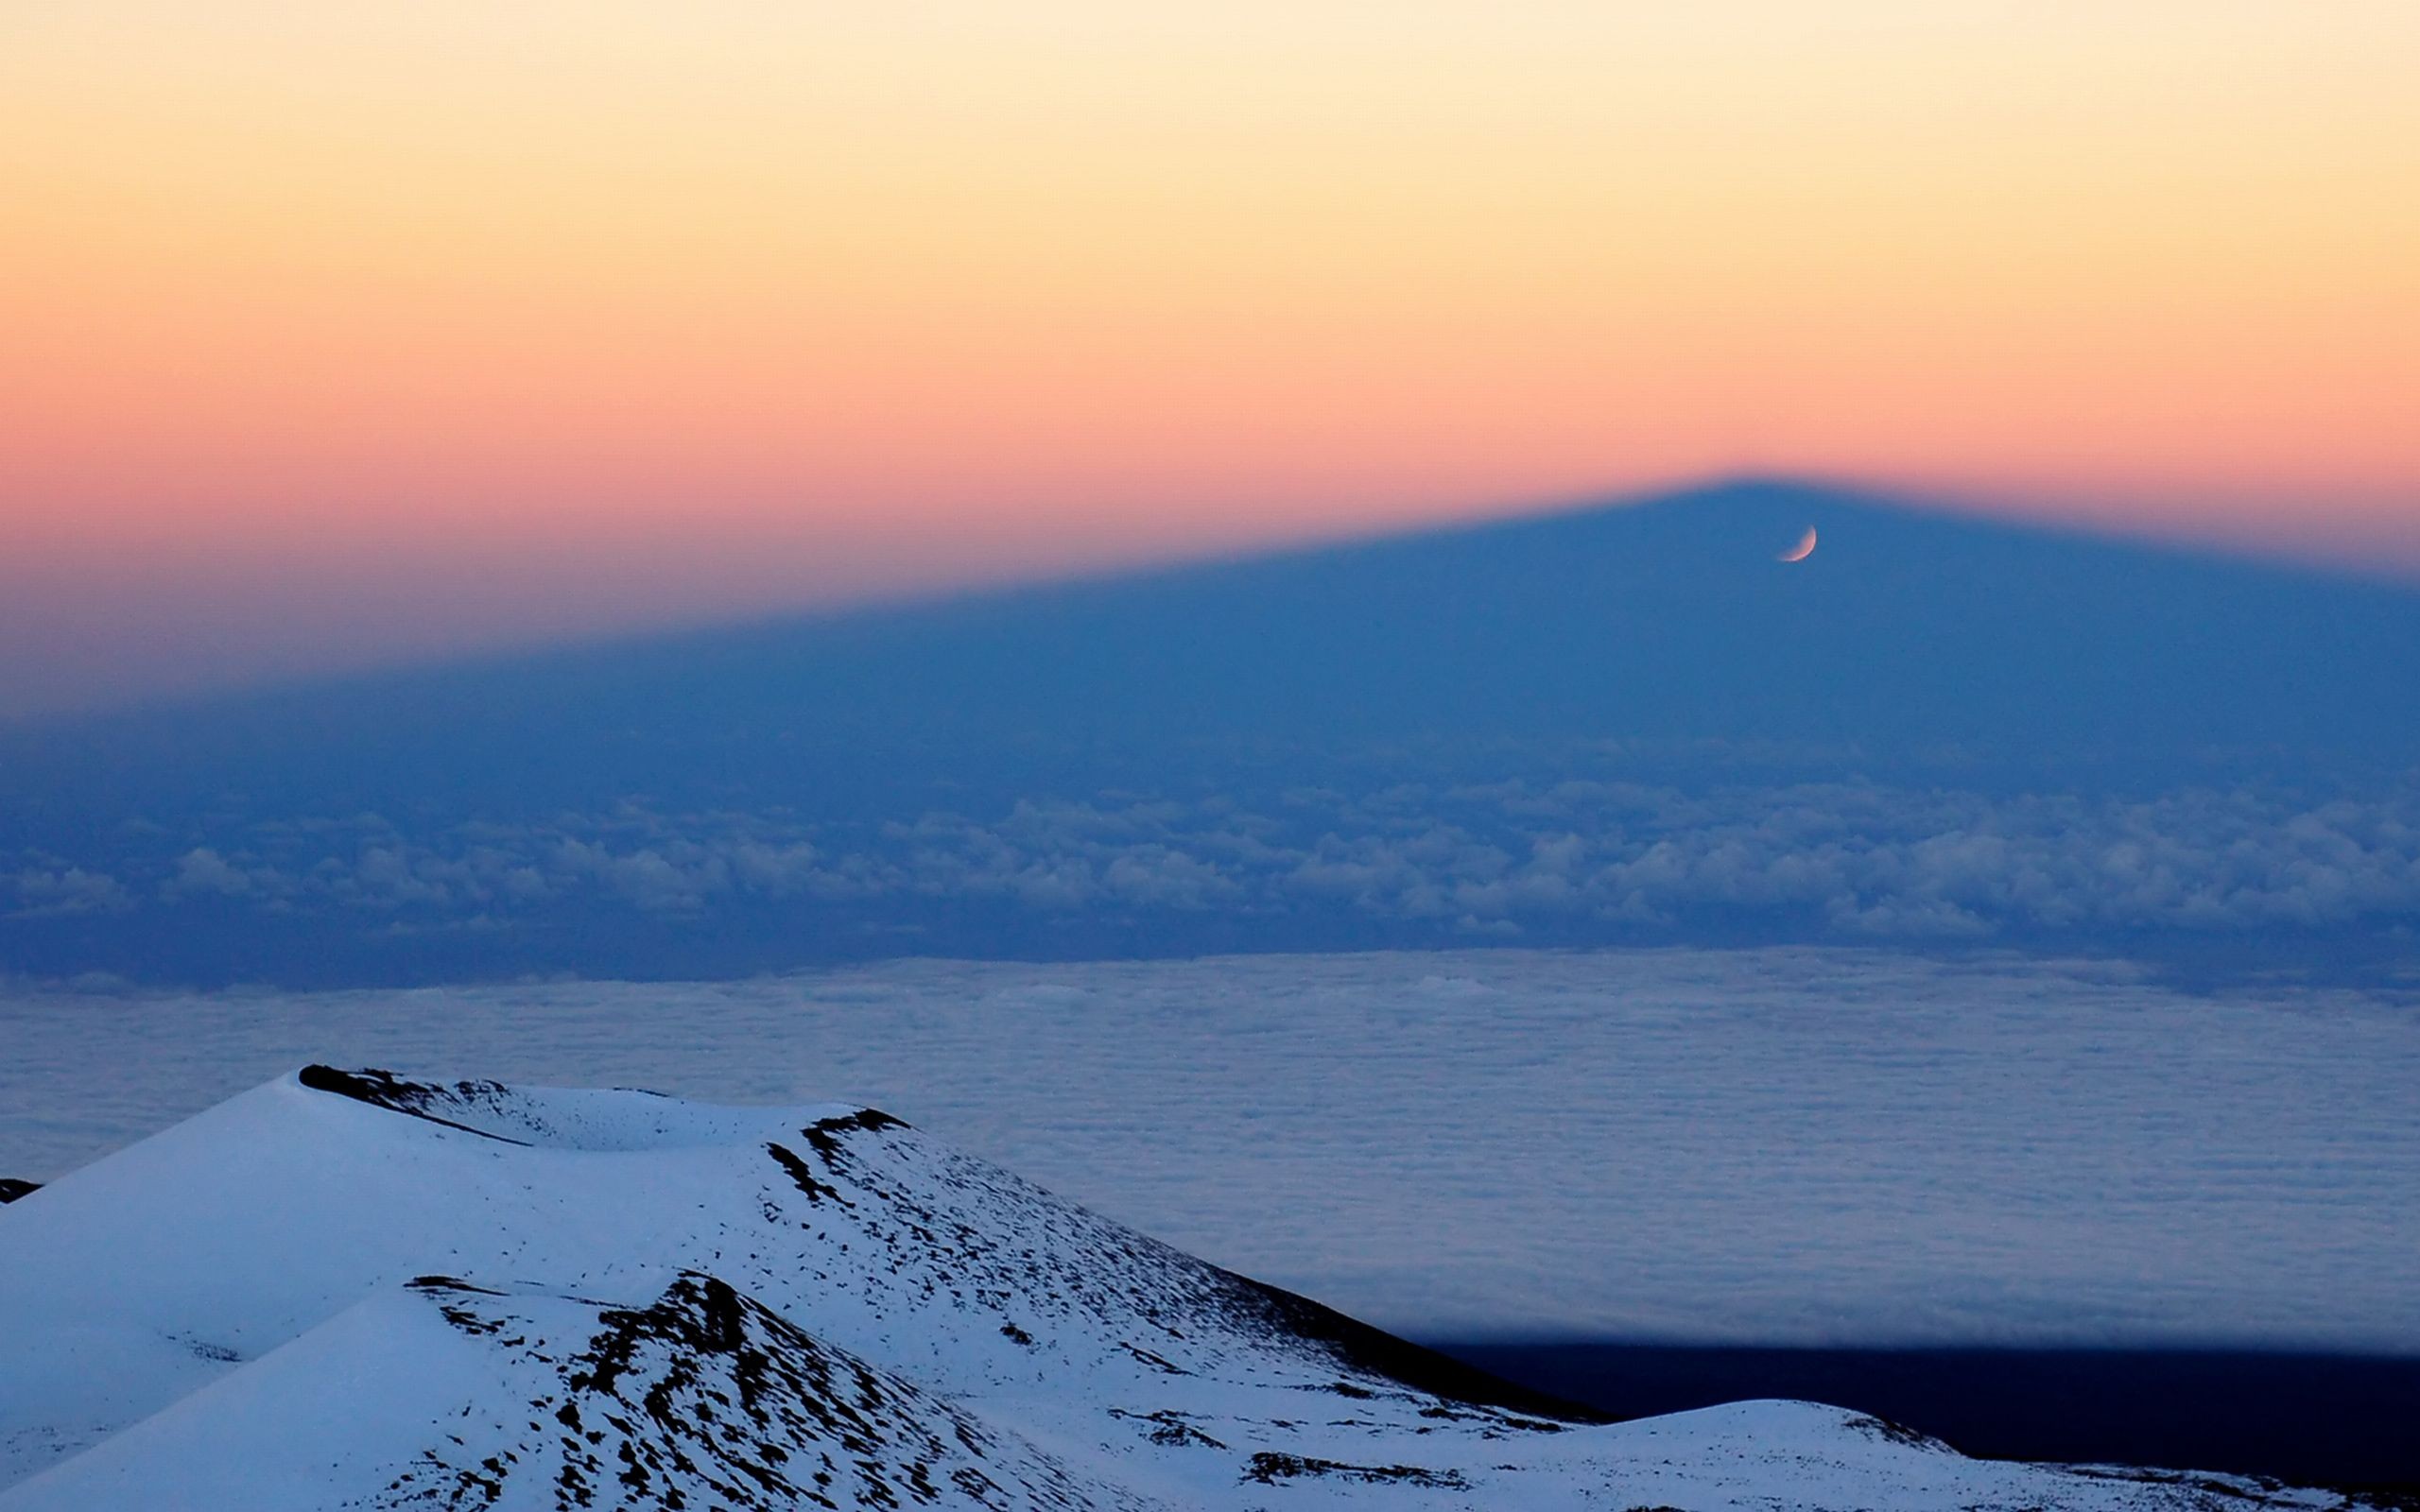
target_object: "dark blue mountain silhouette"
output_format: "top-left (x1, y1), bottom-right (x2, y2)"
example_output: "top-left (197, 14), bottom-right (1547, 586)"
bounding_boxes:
top-left (9, 477), bottom-right (2420, 985)
top-left (12, 478), bottom-right (2417, 829)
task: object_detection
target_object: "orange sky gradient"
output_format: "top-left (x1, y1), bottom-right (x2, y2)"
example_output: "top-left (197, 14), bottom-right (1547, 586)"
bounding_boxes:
top-left (3, 3), bottom-right (2415, 713)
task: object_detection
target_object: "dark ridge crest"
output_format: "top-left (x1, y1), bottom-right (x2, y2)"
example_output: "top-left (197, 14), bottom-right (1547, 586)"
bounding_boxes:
top-left (296, 1065), bottom-right (532, 1146)
top-left (1224, 1273), bottom-right (1615, 1426)
top-left (406, 1275), bottom-right (509, 1296)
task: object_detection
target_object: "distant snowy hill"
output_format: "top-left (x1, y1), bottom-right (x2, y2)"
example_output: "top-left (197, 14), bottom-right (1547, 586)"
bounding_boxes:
top-left (0, 1069), bottom-right (2375, 1508)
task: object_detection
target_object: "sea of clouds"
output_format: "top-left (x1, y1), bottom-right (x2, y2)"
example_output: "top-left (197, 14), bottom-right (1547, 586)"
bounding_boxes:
top-left (14, 775), bottom-right (2420, 952)
top-left (8, 947), bottom-right (2415, 1351)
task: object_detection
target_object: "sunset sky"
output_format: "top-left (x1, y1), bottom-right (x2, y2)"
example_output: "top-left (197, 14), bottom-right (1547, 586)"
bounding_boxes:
top-left (4, 2), bottom-right (2415, 713)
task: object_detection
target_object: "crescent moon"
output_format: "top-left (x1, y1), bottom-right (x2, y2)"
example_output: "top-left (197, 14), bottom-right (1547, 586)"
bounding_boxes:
top-left (1778, 526), bottom-right (1817, 562)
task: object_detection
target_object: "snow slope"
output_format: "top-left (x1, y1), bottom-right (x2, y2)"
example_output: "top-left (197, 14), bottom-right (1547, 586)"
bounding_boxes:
top-left (0, 1069), bottom-right (2373, 1509)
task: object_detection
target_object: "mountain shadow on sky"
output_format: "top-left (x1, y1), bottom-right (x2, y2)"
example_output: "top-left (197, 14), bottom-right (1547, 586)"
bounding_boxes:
top-left (8, 478), bottom-right (2420, 985)
top-left (15, 477), bottom-right (2420, 815)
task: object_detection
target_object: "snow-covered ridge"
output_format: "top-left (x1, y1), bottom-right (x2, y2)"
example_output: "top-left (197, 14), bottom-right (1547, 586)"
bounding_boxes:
top-left (0, 1068), bottom-right (2374, 1509)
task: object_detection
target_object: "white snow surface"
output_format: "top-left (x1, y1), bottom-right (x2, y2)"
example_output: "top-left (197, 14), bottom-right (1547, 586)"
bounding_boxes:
top-left (0, 1068), bottom-right (2377, 1509)
top-left (7, 949), bottom-right (2419, 1349)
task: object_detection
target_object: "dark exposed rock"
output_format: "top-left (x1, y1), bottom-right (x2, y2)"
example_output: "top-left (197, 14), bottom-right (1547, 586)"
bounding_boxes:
top-left (297, 1066), bottom-right (530, 1146)
top-left (799, 1108), bottom-right (908, 1163)
top-left (1216, 1272), bottom-right (1608, 1426)
top-left (1846, 1412), bottom-right (1952, 1452)
top-left (765, 1143), bottom-right (846, 1205)
top-left (1242, 1452), bottom-right (1468, 1488)
top-left (384, 1274), bottom-right (1113, 1512)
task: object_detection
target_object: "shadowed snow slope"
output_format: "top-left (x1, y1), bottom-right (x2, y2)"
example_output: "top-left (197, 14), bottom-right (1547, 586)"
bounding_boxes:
top-left (0, 1070), bottom-right (2374, 1509)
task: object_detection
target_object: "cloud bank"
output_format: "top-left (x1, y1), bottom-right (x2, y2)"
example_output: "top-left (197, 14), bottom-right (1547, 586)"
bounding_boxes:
top-left (19, 777), bottom-right (2420, 952)
top-left (7, 948), bottom-right (2415, 1349)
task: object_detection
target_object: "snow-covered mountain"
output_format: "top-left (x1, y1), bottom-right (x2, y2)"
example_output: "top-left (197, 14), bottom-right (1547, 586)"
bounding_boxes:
top-left (0, 1069), bottom-right (2371, 1508)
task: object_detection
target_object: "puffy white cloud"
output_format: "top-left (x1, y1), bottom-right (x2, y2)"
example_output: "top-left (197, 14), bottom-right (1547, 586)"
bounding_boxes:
top-left (550, 838), bottom-right (729, 914)
top-left (48, 774), bottom-right (2420, 943)
top-left (1100, 847), bottom-right (1240, 910)
top-left (9, 866), bottom-right (131, 918)
top-left (162, 848), bottom-right (287, 902)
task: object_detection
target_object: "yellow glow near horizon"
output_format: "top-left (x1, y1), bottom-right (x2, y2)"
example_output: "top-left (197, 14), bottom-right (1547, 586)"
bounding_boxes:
top-left (2, 2), bottom-right (2415, 705)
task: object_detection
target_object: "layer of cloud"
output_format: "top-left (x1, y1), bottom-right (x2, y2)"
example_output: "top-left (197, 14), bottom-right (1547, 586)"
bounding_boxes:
top-left (7, 948), bottom-right (2415, 1349)
top-left (27, 777), bottom-right (2420, 945)
top-left (7, 866), bottom-right (131, 919)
